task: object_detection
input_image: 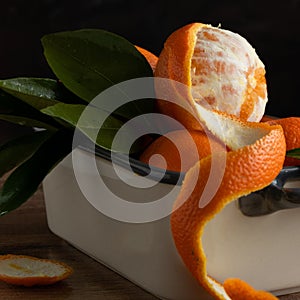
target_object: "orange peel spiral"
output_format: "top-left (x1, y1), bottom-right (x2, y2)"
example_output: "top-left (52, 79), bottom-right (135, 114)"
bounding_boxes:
top-left (151, 21), bottom-right (287, 299)
top-left (170, 107), bottom-right (286, 299)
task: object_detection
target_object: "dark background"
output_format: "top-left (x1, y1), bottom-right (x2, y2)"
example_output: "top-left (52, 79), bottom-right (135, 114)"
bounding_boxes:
top-left (0, 0), bottom-right (299, 118)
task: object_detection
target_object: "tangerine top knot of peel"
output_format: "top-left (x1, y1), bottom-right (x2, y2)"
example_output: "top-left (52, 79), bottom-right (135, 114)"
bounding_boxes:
top-left (154, 23), bottom-right (268, 130)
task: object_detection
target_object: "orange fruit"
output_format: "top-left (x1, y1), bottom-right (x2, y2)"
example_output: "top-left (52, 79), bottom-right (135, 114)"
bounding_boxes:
top-left (135, 45), bottom-right (158, 73)
top-left (0, 254), bottom-right (73, 286)
top-left (139, 129), bottom-right (226, 172)
top-left (154, 23), bottom-right (268, 129)
top-left (170, 105), bottom-right (286, 299)
top-left (266, 117), bottom-right (300, 166)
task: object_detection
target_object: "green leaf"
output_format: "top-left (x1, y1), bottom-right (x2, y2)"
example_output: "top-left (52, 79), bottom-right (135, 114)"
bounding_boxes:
top-left (0, 115), bottom-right (57, 130)
top-left (0, 89), bottom-right (39, 114)
top-left (42, 103), bottom-right (144, 153)
top-left (41, 29), bottom-right (154, 119)
top-left (0, 77), bottom-right (85, 110)
top-left (286, 148), bottom-right (300, 159)
top-left (0, 91), bottom-right (44, 126)
top-left (0, 90), bottom-right (61, 129)
top-left (0, 78), bottom-right (60, 110)
top-left (0, 130), bottom-right (52, 178)
top-left (0, 131), bottom-right (72, 216)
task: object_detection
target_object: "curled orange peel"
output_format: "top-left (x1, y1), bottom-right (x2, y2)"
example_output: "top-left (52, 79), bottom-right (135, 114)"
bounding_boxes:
top-left (170, 105), bottom-right (286, 299)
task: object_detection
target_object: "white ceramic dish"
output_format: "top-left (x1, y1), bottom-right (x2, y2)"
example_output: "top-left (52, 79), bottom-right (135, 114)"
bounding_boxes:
top-left (43, 148), bottom-right (300, 299)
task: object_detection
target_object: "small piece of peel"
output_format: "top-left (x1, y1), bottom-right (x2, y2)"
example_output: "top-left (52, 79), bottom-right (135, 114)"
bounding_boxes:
top-left (135, 45), bottom-right (158, 73)
top-left (265, 117), bottom-right (300, 166)
top-left (0, 254), bottom-right (73, 286)
top-left (224, 278), bottom-right (278, 300)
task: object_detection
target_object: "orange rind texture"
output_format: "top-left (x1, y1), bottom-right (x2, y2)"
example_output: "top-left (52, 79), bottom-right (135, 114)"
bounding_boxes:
top-left (139, 129), bottom-right (226, 173)
top-left (223, 278), bottom-right (278, 300)
top-left (155, 23), bottom-right (268, 129)
top-left (170, 109), bottom-right (286, 299)
top-left (266, 117), bottom-right (300, 166)
top-left (0, 254), bottom-right (73, 287)
top-left (135, 45), bottom-right (158, 73)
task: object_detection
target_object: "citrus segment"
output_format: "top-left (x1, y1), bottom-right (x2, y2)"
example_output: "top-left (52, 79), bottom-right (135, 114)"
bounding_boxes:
top-left (139, 129), bottom-right (226, 173)
top-left (155, 23), bottom-right (268, 129)
top-left (0, 254), bottom-right (73, 286)
top-left (170, 107), bottom-right (286, 299)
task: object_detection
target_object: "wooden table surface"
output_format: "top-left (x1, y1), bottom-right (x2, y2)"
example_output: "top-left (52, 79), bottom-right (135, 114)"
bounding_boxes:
top-left (0, 182), bottom-right (299, 300)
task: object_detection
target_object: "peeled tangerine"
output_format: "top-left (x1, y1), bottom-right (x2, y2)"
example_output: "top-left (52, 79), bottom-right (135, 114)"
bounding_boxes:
top-left (153, 22), bottom-right (288, 300)
top-left (155, 23), bottom-right (268, 128)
